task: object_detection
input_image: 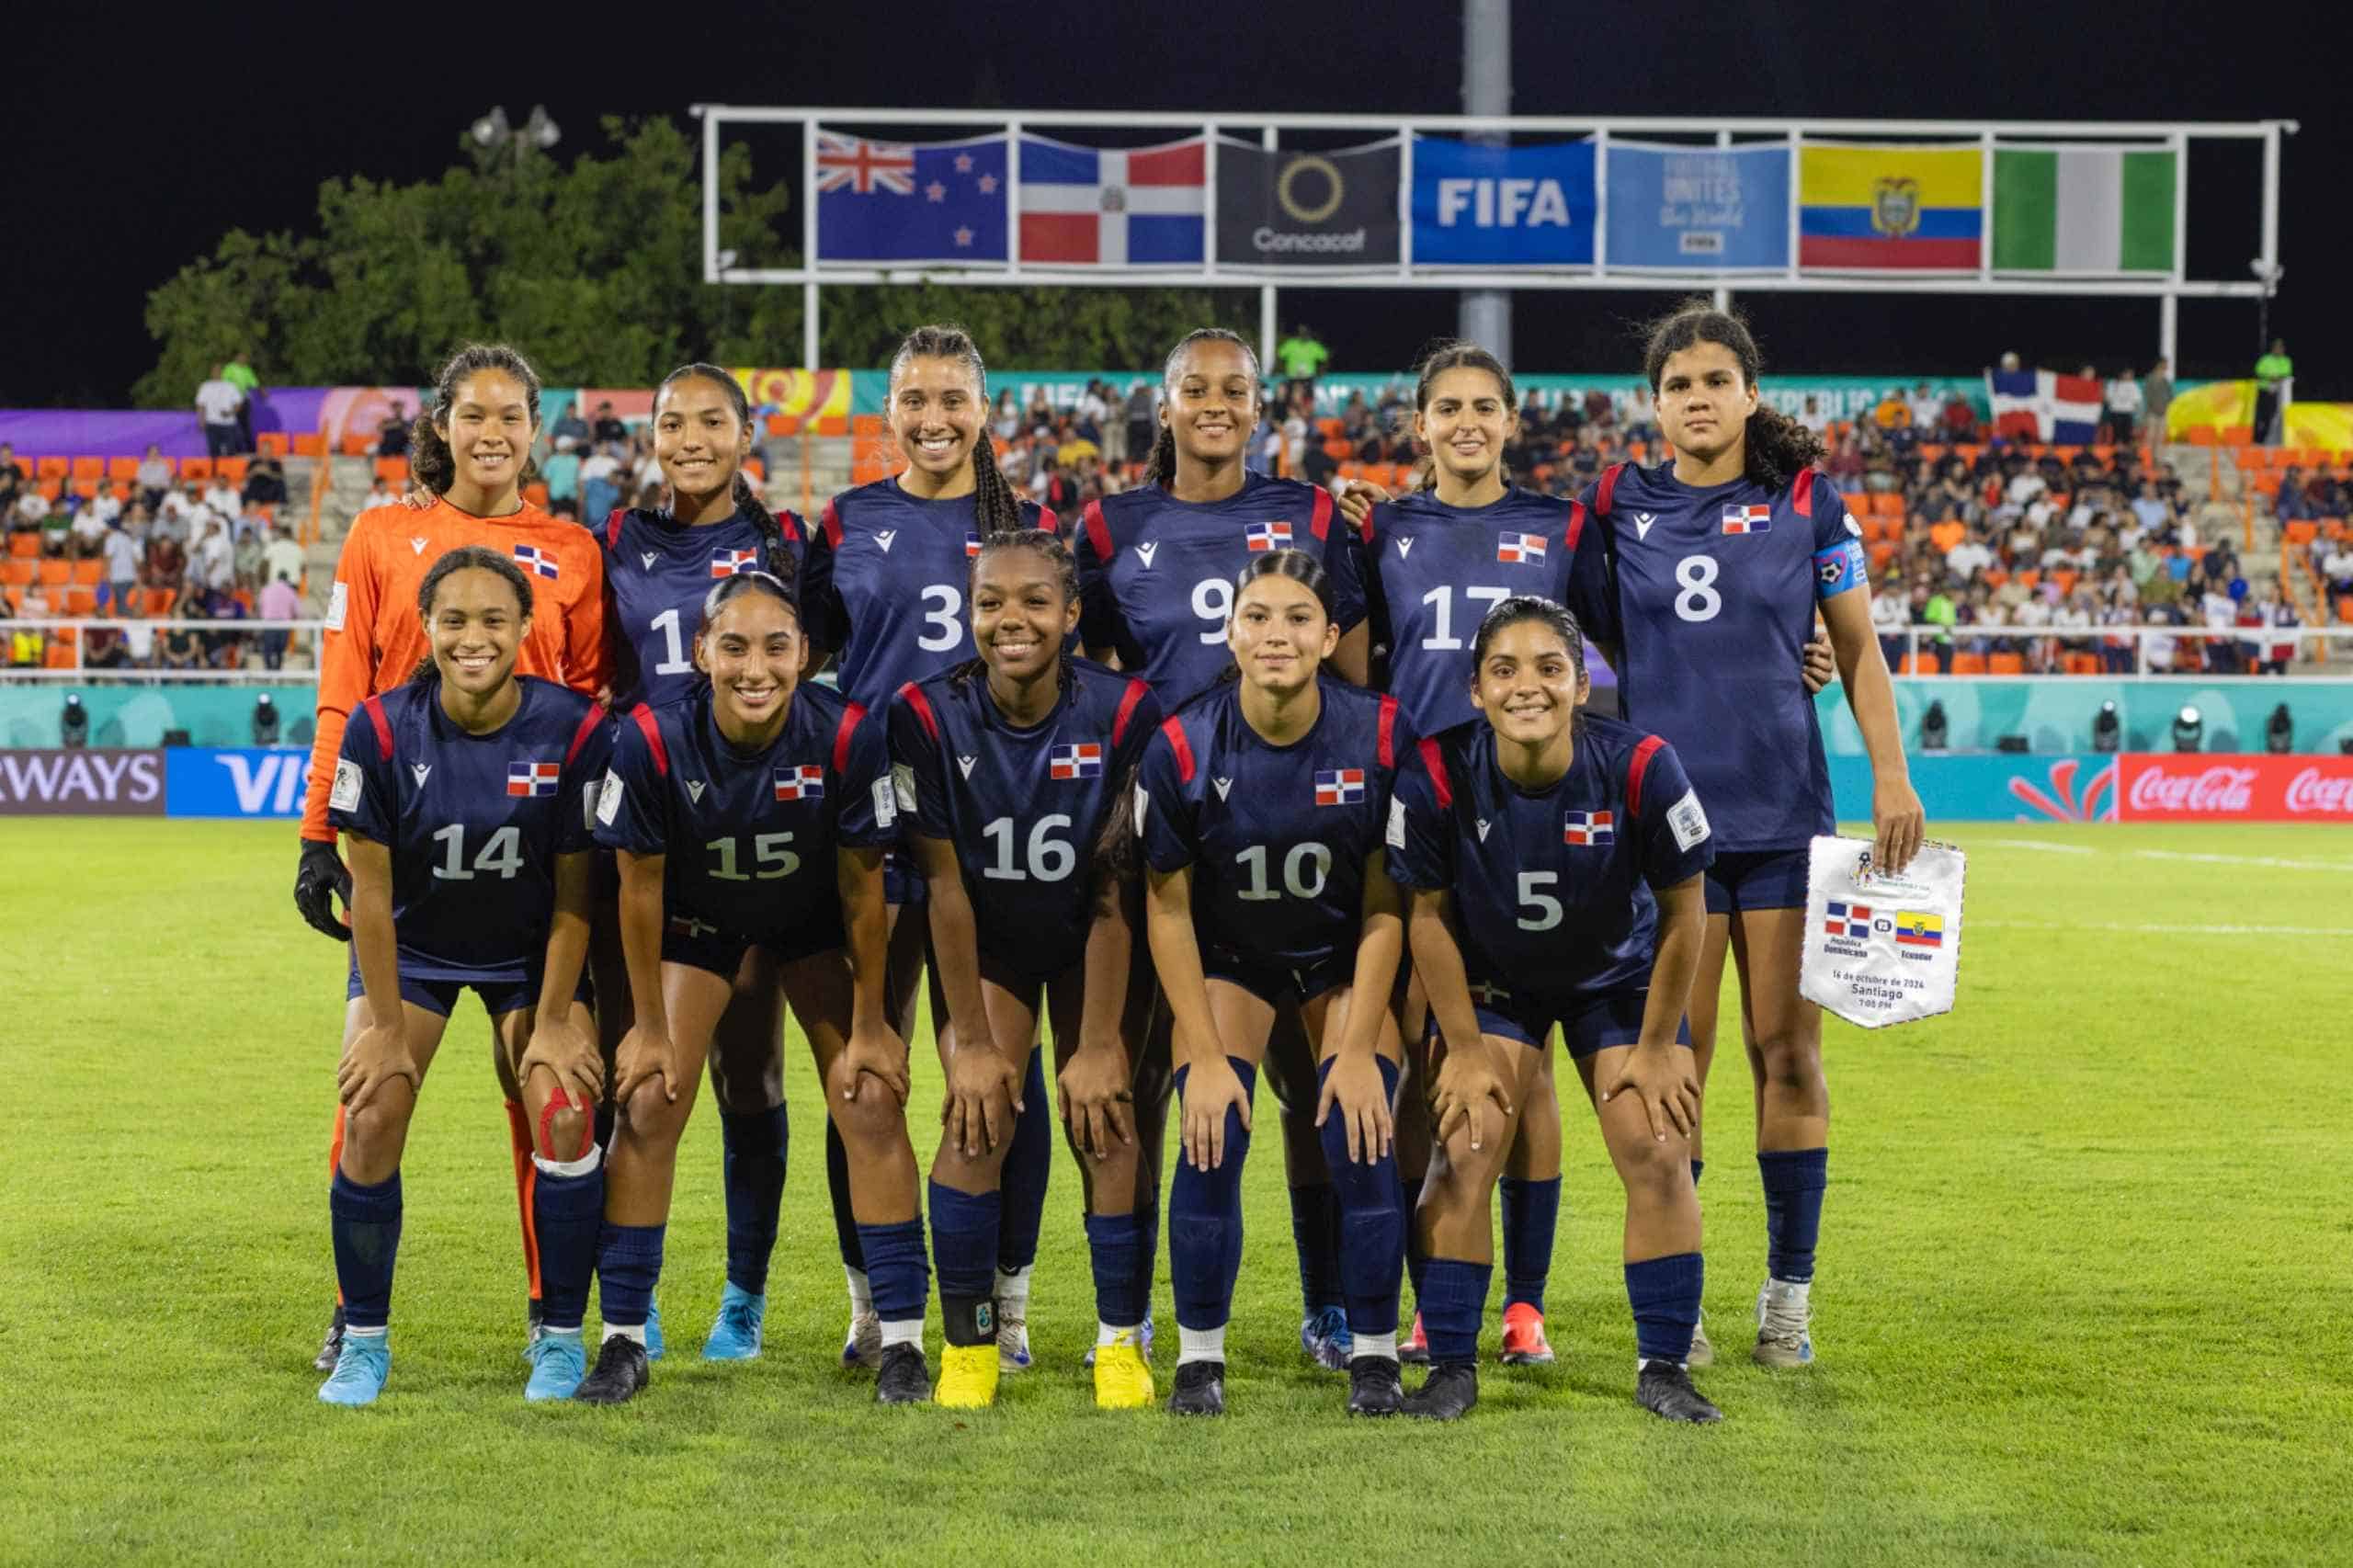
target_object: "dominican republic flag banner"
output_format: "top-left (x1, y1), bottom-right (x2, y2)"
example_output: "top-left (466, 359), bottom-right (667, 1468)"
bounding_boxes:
top-left (815, 131), bottom-right (1008, 266)
top-left (1019, 135), bottom-right (1207, 267)
top-left (1986, 368), bottom-right (2105, 444)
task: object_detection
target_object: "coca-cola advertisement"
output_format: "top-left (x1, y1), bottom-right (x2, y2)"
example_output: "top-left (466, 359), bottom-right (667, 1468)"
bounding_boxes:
top-left (2117, 755), bottom-right (2353, 824)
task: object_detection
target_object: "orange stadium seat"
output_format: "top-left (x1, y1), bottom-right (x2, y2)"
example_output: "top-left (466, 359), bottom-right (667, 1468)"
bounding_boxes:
top-left (2014, 570), bottom-right (2040, 592)
top-left (1949, 652), bottom-right (1987, 675)
top-left (816, 416), bottom-right (849, 437)
top-left (179, 457), bottom-right (213, 482)
top-left (1868, 541), bottom-right (1898, 572)
top-left (1869, 493), bottom-right (1903, 517)
top-left (7, 534), bottom-right (40, 560)
top-left (256, 432), bottom-right (290, 457)
top-left (36, 456), bottom-right (68, 480)
top-left (71, 457), bottom-right (103, 481)
top-left (1987, 652), bottom-right (2026, 675)
top-left (2221, 426), bottom-right (2253, 447)
top-left (70, 479), bottom-right (98, 500)
top-left (1918, 444), bottom-right (1947, 465)
top-left (61, 586), bottom-right (97, 616)
top-left (2053, 570), bottom-right (2081, 598)
top-left (2090, 445), bottom-right (2117, 464)
top-left (765, 414), bottom-right (801, 437)
top-left (70, 560), bottom-right (103, 585)
top-left (2284, 520), bottom-right (2319, 545)
top-left (1898, 653), bottom-right (1934, 674)
top-left (107, 456), bottom-right (141, 482)
top-left (44, 630), bottom-right (78, 668)
top-left (38, 560), bottom-right (72, 586)
top-left (340, 435), bottom-right (374, 457)
top-left (744, 457), bottom-right (766, 483)
top-left (2064, 653), bottom-right (2101, 675)
top-left (851, 415), bottom-right (886, 439)
top-left (0, 560), bottom-right (33, 585)
top-left (2339, 597), bottom-right (2353, 623)
top-left (216, 457), bottom-right (248, 483)
top-left (291, 433), bottom-right (324, 457)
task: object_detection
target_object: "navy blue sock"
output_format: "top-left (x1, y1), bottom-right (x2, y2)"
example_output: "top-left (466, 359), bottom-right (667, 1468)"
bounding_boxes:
top-left (996, 1049), bottom-right (1051, 1274)
top-left (1404, 1210), bottom-right (1430, 1310)
top-left (530, 1155), bottom-right (604, 1333)
top-left (1084, 1211), bottom-right (1146, 1327)
top-left (855, 1218), bottom-right (930, 1324)
top-left (1689, 1157), bottom-right (1705, 1188)
top-left (1625, 1251), bottom-right (1705, 1364)
top-left (719, 1106), bottom-right (788, 1296)
top-left (1289, 1180), bottom-right (1344, 1314)
top-left (1419, 1256), bottom-right (1491, 1367)
top-left (1499, 1175), bottom-right (1562, 1313)
top-left (1758, 1147), bottom-right (1829, 1283)
top-left (329, 1168), bottom-right (402, 1331)
top-left (595, 1221), bottom-right (665, 1328)
top-left (1315, 1057), bottom-right (1404, 1338)
top-left (825, 1117), bottom-right (865, 1272)
top-left (1130, 1190), bottom-right (1160, 1320)
top-left (1167, 1058), bottom-right (1255, 1331)
top-left (926, 1181), bottom-right (1001, 1346)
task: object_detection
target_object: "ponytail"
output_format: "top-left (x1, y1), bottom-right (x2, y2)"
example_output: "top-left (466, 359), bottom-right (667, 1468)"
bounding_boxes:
top-left (1641, 298), bottom-right (1824, 494)
top-left (655, 363), bottom-right (799, 585)
top-left (1144, 424), bottom-right (1178, 490)
top-left (969, 430), bottom-right (1026, 538)
top-left (1739, 405), bottom-right (1825, 494)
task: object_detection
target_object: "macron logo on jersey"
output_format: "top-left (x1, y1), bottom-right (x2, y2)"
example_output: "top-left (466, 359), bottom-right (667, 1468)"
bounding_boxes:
top-left (642, 551), bottom-right (658, 570)
top-left (1497, 531), bottom-right (1547, 564)
top-left (1722, 505), bottom-right (1772, 535)
top-left (1634, 512), bottom-right (1657, 540)
top-left (514, 543), bottom-right (560, 578)
top-left (1314, 768), bottom-right (1366, 807)
top-left (1475, 818), bottom-right (1492, 842)
top-left (712, 549), bottom-right (758, 577)
top-left (686, 779), bottom-right (706, 803)
top-left (1136, 541), bottom-right (1159, 568)
top-left (506, 760), bottom-right (560, 798)
top-left (958, 755), bottom-right (978, 779)
top-left (1050, 743), bottom-right (1103, 780)
top-left (1245, 521), bottom-right (1291, 552)
top-left (875, 529), bottom-right (899, 554)
top-left (1397, 536), bottom-right (1415, 559)
top-left (408, 537), bottom-right (428, 556)
top-left (1212, 777), bottom-right (1233, 801)
top-left (1563, 809), bottom-right (1613, 846)
top-left (774, 765), bottom-right (824, 801)
top-left (410, 764), bottom-right (432, 789)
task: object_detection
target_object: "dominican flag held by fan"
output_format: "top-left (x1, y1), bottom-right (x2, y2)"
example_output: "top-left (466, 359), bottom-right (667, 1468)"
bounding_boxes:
top-left (1018, 135), bottom-right (1207, 267)
top-left (1986, 367), bottom-right (2105, 443)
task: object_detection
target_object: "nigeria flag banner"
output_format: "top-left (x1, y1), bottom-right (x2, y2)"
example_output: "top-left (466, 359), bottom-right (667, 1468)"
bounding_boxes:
top-left (1993, 146), bottom-right (2177, 274)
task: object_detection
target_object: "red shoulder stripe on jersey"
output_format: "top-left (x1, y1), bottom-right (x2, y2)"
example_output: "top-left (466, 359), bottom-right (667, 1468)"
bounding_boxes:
top-left (1160, 716), bottom-right (1196, 785)
top-left (360, 696), bottom-right (393, 756)
top-left (562, 708), bottom-right (605, 768)
top-left (1309, 485), bottom-right (1334, 542)
top-left (629, 703), bottom-right (669, 778)
top-left (1112, 677), bottom-right (1150, 747)
top-left (604, 508), bottom-right (627, 551)
top-left (1037, 504), bottom-right (1060, 537)
top-left (1595, 461), bottom-right (1628, 517)
top-left (833, 701), bottom-right (869, 776)
top-left (1358, 503), bottom-right (1376, 545)
top-left (1376, 694), bottom-right (1399, 769)
top-left (1565, 499), bottom-right (1588, 555)
top-left (779, 509), bottom-right (804, 543)
top-left (1417, 736), bottom-right (1452, 811)
top-left (1626, 734), bottom-right (1666, 818)
top-left (821, 499), bottom-right (844, 551)
top-left (898, 681), bottom-right (940, 744)
top-left (1082, 499), bottom-right (1113, 563)
top-left (1792, 468), bottom-right (1818, 517)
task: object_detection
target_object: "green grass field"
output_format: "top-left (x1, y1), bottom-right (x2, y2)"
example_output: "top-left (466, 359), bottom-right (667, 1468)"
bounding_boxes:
top-left (5, 819), bottom-right (2349, 1567)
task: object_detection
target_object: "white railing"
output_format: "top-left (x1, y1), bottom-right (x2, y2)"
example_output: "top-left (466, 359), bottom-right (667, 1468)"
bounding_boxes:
top-left (0, 618), bottom-right (325, 681)
top-left (1876, 622), bottom-right (2353, 677)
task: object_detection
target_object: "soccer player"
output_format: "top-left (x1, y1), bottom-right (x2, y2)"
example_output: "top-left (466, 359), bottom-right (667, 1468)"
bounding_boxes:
top-left (1572, 301), bottom-right (1924, 1369)
top-left (580, 570), bottom-right (926, 1405)
top-left (889, 529), bottom-right (1163, 1409)
top-left (799, 324), bottom-right (1063, 1373)
top-left (315, 546), bottom-right (609, 1407)
top-left (1132, 549), bottom-right (1410, 1417)
top-left (1076, 327), bottom-right (1370, 1371)
top-left (294, 344), bottom-right (608, 1373)
top-left (596, 363), bottom-right (805, 1363)
top-left (1391, 597), bottom-right (1720, 1423)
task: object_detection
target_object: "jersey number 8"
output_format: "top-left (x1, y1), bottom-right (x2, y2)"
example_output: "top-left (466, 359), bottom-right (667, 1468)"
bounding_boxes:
top-left (1674, 555), bottom-right (1722, 623)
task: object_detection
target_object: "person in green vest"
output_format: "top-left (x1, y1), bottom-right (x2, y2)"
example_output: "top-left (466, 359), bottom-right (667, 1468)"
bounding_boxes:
top-left (1919, 581), bottom-right (1960, 673)
top-left (2253, 338), bottom-right (2291, 446)
top-left (221, 348), bottom-right (261, 451)
top-left (1275, 324), bottom-right (1329, 402)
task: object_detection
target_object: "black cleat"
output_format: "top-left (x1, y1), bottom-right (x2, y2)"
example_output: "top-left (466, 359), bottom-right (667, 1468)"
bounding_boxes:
top-left (313, 1303), bottom-right (347, 1372)
top-left (1347, 1356), bottom-right (1404, 1416)
top-left (874, 1343), bottom-right (931, 1405)
top-left (1403, 1361), bottom-right (1479, 1421)
top-left (574, 1335), bottom-right (651, 1405)
top-left (1166, 1360), bottom-right (1225, 1416)
top-left (1636, 1359), bottom-right (1723, 1423)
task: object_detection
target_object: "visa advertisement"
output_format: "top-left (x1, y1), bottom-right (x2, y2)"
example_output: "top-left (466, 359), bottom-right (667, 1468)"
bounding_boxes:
top-left (163, 747), bottom-right (312, 818)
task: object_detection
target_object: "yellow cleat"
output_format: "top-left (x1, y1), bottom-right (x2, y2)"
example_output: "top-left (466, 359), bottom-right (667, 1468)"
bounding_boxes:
top-left (1092, 1331), bottom-right (1155, 1410)
top-left (936, 1342), bottom-right (1000, 1409)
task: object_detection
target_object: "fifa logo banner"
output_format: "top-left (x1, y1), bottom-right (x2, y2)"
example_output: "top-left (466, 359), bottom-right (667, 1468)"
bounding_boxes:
top-left (1215, 139), bottom-right (1402, 267)
top-left (1606, 142), bottom-right (1790, 270)
top-left (1409, 137), bottom-right (1594, 266)
top-left (1799, 143), bottom-right (1983, 271)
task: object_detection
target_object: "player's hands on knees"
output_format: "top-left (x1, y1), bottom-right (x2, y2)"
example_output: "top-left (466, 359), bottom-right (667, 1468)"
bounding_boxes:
top-left (294, 840), bottom-right (353, 940)
top-left (520, 1015), bottom-right (604, 1111)
top-left (1800, 629), bottom-right (1836, 694)
top-left (943, 1038), bottom-right (1022, 1158)
top-left (614, 1024), bottom-right (676, 1109)
top-left (1057, 1045), bottom-right (1136, 1163)
top-left (1602, 1041), bottom-right (1698, 1143)
top-left (842, 1021), bottom-right (912, 1108)
top-left (1181, 1056), bottom-right (1252, 1172)
top-left (1872, 775), bottom-right (1927, 875)
top-left (1315, 1053), bottom-right (1393, 1165)
top-left (337, 1017), bottom-right (419, 1112)
top-left (1331, 479), bottom-right (1392, 531)
top-left (1432, 1044), bottom-right (1512, 1155)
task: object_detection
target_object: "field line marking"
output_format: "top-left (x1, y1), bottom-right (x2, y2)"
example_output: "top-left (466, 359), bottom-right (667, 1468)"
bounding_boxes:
top-left (1977, 838), bottom-right (2097, 855)
top-left (1975, 918), bottom-right (2353, 937)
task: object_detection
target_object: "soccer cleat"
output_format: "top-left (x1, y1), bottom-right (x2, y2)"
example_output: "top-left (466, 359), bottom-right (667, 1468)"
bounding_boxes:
top-left (937, 1343), bottom-right (1000, 1409)
top-left (1687, 1309), bottom-right (1715, 1368)
top-left (644, 1299), bottom-right (665, 1362)
top-left (1166, 1360), bottom-right (1225, 1416)
top-left (841, 1310), bottom-right (883, 1369)
top-left (1402, 1362), bottom-right (1479, 1421)
top-left (1636, 1359), bottom-right (1724, 1423)
top-left (1753, 1280), bottom-right (1814, 1368)
top-left (524, 1331), bottom-right (586, 1402)
top-left (996, 1310), bottom-right (1031, 1373)
top-left (1498, 1301), bottom-right (1555, 1366)
top-left (1085, 1312), bottom-right (1153, 1369)
top-left (1299, 1305), bottom-right (1353, 1370)
top-left (1399, 1312), bottom-right (1429, 1365)
top-left (1347, 1356), bottom-right (1404, 1417)
top-left (874, 1343), bottom-right (931, 1405)
top-left (313, 1303), bottom-right (347, 1373)
top-left (574, 1335), bottom-right (651, 1405)
top-left (701, 1284), bottom-right (766, 1362)
top-left (316, 1335), bottom-right (391, 1407)
top-left (1092, 1332), bottom-right (1155, 1409)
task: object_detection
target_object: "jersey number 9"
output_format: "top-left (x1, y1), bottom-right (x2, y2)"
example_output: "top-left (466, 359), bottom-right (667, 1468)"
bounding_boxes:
top-left (1191, 577), bottom-right (1232, 645)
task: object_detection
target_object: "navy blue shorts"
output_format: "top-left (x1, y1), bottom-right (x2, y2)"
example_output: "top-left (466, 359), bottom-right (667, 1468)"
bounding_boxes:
top-left (1202, 946), bottom-right (1354, 1009)
top-left (1470, 981), bottom-right (1691, 1059)
top-left (660, 913), bottom-right (844, 979)
top-left (344, 949), bottom-right (588, 1020)
top-left (883, 849), bottom-right (926, 908)
top-left (1703, 846), bottom-right (1811, 916)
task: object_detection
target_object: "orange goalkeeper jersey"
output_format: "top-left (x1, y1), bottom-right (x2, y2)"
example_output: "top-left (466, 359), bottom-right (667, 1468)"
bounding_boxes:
top-left (300, 498), bottom-right (610, 842)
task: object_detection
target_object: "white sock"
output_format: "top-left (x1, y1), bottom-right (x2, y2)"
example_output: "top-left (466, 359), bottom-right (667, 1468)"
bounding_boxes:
top-left (531, 1146), bottom-right (602, 1179)
top-left (344, 1324), bottom-right (388, 1340)
top-left (995, 1265), bottom-right (1033, 1314)
top-left (1097, 1320), bottom-right (1141, 1346)
top-left (879, 1317), bottom-right (924, 1349)
top-left (1637, 1356), bottom-right (1688, 1371)
top-left (1352, 1331), bottom-right (1399, 1361)
top-left (603, 1322), bottom-right (647, 1346)
top-left (845, 1266), bottom-right (873, 1313)
top-left (1177, 1324), bottom-right (1226, 1366)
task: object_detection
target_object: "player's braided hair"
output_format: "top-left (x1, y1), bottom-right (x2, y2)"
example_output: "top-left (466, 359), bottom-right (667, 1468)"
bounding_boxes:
top-left (947, 529), bottom-right (1080, 694)
top-left (889, 324), bottom-right (1026, 538)
top-left (405, 544), bottom-right (534, 685)
top-left (656, 363), bottom-right (799, 585)
top-left (409, 343), bottom-right (544, 498)
top-left (1147, 328), bottom-right (1264, 490)
top-left (1641, 300), bottom-right (1824, 493)
top-left (694, 568), bottom-right (801, 642)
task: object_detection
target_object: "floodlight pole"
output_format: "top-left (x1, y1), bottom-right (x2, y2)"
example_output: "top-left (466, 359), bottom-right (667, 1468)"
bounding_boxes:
top-left (1262, 127), bottom-right (1279, 378)
top-left (1461, 0), bottom-right (1511, 364)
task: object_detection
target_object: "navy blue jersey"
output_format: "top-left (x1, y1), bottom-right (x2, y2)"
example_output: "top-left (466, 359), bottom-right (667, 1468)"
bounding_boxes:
top-left (1572, 462), bottom-right (1867, 851)
top-left (329, 676), bottom-right (608, 980)
top-left (1348, 487), bottom-right (1591, 735)
top-left (599, 505), bottom-right (806, 710)
top-left (799, 478), bottom-right (1059, 710)
top-left (1390, 715), bottom-right (1714, 1001)
top-left (593, 681), bottom-right (895, 946)
top-left (890, 658), bottom-right (1161, 977)
top-left (1076, 474), bottom-right (1365, 710)
top-left (1134, 676), bottom-right (1407, 975)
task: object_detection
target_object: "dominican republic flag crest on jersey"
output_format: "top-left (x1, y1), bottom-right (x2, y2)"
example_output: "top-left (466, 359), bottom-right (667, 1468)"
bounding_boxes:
top-left (1050, 743), bottom-right (1103, 780)
top-left (1824, 901), bottom-right (1873, 938)
top-left (1563, 809), bottom-right (1614, 846)
top-left (965, 531), bottom-right (984, 559)
top-left (711, 548), bottom-right (758, 577)
top-left (506, 760), bottom-right (561, 797)
top-left (774, 765), bottom-right (825, 801)
top-left (1245, 521), bottom-right (1292, 552)
top-left (514, 543), bottom-right (560, 578)
top-left (1314, 767), bottom-right (1366, 807)
top-left (1496, 531), bottom-right (1547, 563)
top-left (1721, 504), bottom-right (1772, 535)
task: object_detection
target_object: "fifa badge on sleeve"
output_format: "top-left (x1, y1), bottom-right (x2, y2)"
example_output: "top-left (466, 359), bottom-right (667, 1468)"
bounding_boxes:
top-left (1797, 835), bottom-right (1965, 1028)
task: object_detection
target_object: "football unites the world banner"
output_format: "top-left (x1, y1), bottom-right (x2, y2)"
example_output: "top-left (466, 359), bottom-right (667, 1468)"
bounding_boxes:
top-left (805, 128), bottom-right (2184, 276)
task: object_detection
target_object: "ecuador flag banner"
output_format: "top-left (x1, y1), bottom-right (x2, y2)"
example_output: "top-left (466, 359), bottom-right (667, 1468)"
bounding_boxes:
top-left (1800, 144), bottom-right (1983, 271)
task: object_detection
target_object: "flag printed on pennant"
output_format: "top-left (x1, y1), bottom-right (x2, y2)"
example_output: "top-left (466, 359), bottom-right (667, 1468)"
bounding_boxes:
top-left (773, 765), bottom-right (825, 802)
top-left (1563, 809), bottom-right (1615, 846)
top-left (1722, 505), bottom-right (1772, 535)
top-left (965, 531), bottom-right (983, 559)
top-left (1824, 901), bottom-right (1873, 939)
top-left (1018, 135), bottom-right (1208, 267)
top-left (1050, 743), bottom-right (1103, 780)
top-left (1893, 910), bottom-right (1944, 948)
top-left (1245, 521), bottom-right (1292, 552)
top-left (506, 760), bottom-right (561, 798)
top-left (1314, 768), bottom-right (1366, 807)
top-left (513, 543), bottom-right (559, 579)
top-left (711, 548), bottom-right (759, 577)
top-left (1495, 531), bottom-right (1548, 563)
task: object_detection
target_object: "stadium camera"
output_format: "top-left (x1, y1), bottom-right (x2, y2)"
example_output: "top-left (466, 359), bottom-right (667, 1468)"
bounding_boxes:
top-left (253, 692), bottom-right (280, 747)
top-left (2172, 704), bottom-right (2203, 754)
top-left (1921, 700), bottom-right (1948, 752)
top-left (2092, 700), bottom-right (2121, 755)
top-left (61, 693), bottom-right (88, 749)
top-left (2264, 703), bottom-right (2291, 756)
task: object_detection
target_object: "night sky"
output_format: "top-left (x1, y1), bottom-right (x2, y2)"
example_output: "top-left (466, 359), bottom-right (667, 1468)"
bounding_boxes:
top-left (11, 0), bottom-right (2341, 406)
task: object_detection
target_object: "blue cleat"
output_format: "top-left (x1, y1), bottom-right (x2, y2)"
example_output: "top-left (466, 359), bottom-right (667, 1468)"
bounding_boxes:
top-left (1084, 1312), bottom-right (1154, 1369)
top-left (1301, 1305), bottom-right (1353, 1370)
top-left (645, 1299), bottom-right (665, 1362)
top-left (525, 1331), bottom-right (586, 1402)
top-left (317, 1335), bottom-right (391, 1406)
top-left (702, 1284), bottom-right (766, 1362)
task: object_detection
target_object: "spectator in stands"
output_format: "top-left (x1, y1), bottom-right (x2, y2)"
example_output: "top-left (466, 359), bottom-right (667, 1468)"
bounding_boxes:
top-left (232, 523), bottom-right (266, 590)
top-left (991, 390), bottom-right (1021, 444)
top-left (10, 483), bottom-right (47, 533)
top-left (548, 498), bottom-right (579, 523)
top-left (1795, 394), bottom-right (1830, 438)
top-left (1824, 428), bottom-right (1865, 483)
top-left (2199, 574), bottom-right (2240, 672)
top-left (590, 400), bottom-right (628, 449)
top-left (2052, 587), bottom-right (2094, 659)
top-left (1122, 381), bottom-right (1155, 470)
top-left (1275, 324), bottom-right (1329, 403)
top-left (2275, 467), bottom-right (2314, 522)
top-left (2252, 339), bottom-right (2291, 445)
top-left (85, 628), bottom-right (132, 670)
top-left (143, 530), bottom-right (186, 603)
top-left (196, 364), bottom-right (245, 459)
top-left (2143, 601), bottom-right (2183, 674)
top-left (7, 588), bottom-right (44, 666)
top-left (358, 475), bottom-right (398, 515)
top-left (242, 454), bottom-right (287, 507)
top-left (1945, 525), bottom-right (1995, 581)
top-left (2259, 595), bottom-right (2300, 674)
top-left (0, 444), bottom-right (21, 507)
top-left (2104, 369), bottom-right (2143, 445)
top-left (259, 571), bottom-right (301, 669)
top-left (1938, 390), bottom-right (1977, 440)
top-left (578, 443), bottom-right (622, 522)
top-left (101, 519), bottom-right (142, 614)
top-left (377, 401), bottom-right (411, 459)
top-left (1906, 381), bottom-right (1942, 432)
top-left (40, 498), bottom-right (72, 558)
top-left (202, 473), bottom-right (241, 523)
top-left (190, 516), bottom-right (233, 596)
top-left (159, 601), bottom-right (205, 670)
top-left (2321, 538), bottom-right (2353, 599)
top-left (1917, 580), bottom-right (1959, 673)
top-left (1871, 573), bottom-right (1909, 668)
top-left (2012, 589), bottom-right (2052, 670)
top-left (550, 401), bottom-right (591, 451)
top-left (0, 580), bottom-right (16, 622)
top-left (1624, 382), bottom-right (1660, 444)
top-left (541, 437), bottom-right (581, 511)
top-left (70, 498), bottom-right (110, 559)
top-left (221, 348), bottom-right (261, 451)
top-left (133, 444), bottom-right (173, 510)
top-left (2144, 358), bottom-right (2173, 440)
top-left (261, 523), bottom-right (303, 596)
